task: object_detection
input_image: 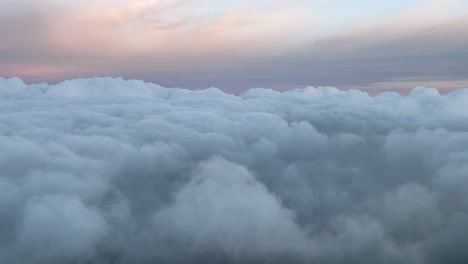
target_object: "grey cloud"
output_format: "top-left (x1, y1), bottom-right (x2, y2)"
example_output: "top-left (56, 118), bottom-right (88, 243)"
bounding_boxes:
top-left (296, 18), bottom-right (468, 88)
top-left (2, 2), bottom-right (468, 93)
top-left (17, 194), bottom-right (107, 261)
top-left (1, 77), bottom-right (468, 263)
top-left (0, 2), bottom-right (64, 64)
top-left (152, 157), bottom-right (311, 262)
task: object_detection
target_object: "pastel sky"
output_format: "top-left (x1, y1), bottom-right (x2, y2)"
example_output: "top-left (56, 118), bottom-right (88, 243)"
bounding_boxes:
top-left (1, 0), bottom-right (468, 93)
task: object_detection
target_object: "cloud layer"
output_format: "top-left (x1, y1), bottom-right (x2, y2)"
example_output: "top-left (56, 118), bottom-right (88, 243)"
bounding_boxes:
top-left (1, 77), bottom-right (468, 263)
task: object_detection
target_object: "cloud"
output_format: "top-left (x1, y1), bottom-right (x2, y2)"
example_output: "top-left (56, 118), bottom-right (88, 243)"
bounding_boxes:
top-left (152, 157), bottom-right (311, 261)
top-left (17, 195), bottom-right (107, 261)
top-left (1, 0), bottom-right (467, 92)
top-left (0, 1), bottom-right (317, 76)
top-left (1, 77), bottom-right (468, 263)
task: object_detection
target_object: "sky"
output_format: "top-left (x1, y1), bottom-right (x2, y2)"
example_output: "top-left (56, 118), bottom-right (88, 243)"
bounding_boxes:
top-left (1, 0), bottom-right (468, 93)
top-left (2, 3), bottom-right (468, 262)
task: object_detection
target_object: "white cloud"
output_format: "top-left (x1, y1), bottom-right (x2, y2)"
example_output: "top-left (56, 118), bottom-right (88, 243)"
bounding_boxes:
top-left (1, 77), bottom-right (468, 263)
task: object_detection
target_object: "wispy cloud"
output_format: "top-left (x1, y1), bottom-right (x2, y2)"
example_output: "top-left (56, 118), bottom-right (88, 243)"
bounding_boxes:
top-left (0, 0), bottom-right (467, 92)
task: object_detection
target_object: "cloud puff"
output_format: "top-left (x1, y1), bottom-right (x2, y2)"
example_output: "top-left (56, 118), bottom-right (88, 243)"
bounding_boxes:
top-left (1, 77), bottom-right (468, 263)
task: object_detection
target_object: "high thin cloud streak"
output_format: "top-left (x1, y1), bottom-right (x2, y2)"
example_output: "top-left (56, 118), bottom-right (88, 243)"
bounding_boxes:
top-left (0, 0), bottom-right (467, 92)
top-left (1, 77), bottom-right (468, 263)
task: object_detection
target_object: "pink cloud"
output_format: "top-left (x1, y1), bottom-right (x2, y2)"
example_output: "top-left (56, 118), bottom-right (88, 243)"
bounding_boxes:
top-left (1, 0), bottom-right (467, 92)
top-left (0, 65), bottom-right (71, 82)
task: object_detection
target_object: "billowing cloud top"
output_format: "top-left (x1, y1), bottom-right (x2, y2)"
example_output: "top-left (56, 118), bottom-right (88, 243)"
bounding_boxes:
top-left (1, 0), bottom-right (468, 92)
top-left (1, 77), bottom-right (468, 263)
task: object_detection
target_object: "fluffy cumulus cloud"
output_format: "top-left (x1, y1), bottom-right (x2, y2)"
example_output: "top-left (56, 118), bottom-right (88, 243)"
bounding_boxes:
top-left (1, 77), bottom-right (468, 263)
